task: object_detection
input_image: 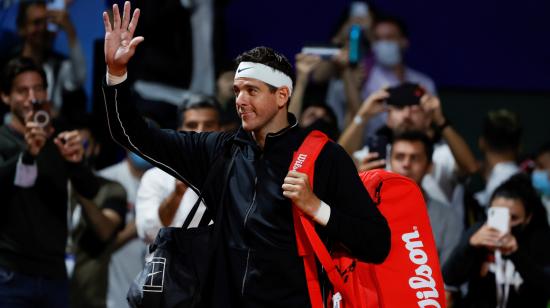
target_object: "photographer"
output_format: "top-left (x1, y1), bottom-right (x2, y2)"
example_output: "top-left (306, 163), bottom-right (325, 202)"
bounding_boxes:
top-left (443, 174), bottom-right (550, 307)
top-left (0, 57), bottom-right (98, 307)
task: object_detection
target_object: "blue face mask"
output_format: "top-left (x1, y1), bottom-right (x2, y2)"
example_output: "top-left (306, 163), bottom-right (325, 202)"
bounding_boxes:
top-left (372, 40), bottom-right (402, 68)
top-left (532, 170), bottom-right (550, 196)
top-left (128, 152), bottom-right (153, 171)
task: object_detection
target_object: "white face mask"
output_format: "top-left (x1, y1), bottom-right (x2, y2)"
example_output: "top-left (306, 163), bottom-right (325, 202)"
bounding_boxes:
top-left (373, 40), bottom-right (402, 67)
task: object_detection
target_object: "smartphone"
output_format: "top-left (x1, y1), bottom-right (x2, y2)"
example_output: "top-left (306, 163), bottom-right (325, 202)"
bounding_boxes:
top-left (365, 135), bottom-right (388, 164)
top-left (348, 24), bottom-right (362, 66)
top-left (386, 83), bottom-right (425, 108)
top-left (301, 46), bottom-right (340, 60)
top-left (487, 207), bottom-right (510, 234)
top-left (46, 0), bottom-right (65, 32)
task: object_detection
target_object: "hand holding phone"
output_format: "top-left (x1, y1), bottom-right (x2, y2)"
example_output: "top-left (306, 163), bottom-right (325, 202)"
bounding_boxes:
top-left (46, 0), bottom-right (66, 32)
top-left (386, 83), bottom-right (425, 108)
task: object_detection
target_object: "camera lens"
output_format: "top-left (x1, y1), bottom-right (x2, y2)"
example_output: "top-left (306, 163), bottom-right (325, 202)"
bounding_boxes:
top-left (34, 110), bottom-right (50, 128)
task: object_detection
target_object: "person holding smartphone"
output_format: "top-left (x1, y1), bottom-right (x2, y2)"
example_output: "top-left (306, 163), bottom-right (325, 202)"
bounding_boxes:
top-left (443, 174), bottom-right (550, 308)
top-left (10, 0), bottom-right (86, 115)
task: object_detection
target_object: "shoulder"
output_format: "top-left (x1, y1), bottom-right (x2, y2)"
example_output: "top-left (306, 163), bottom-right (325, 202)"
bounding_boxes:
top-left (95, 177), bottom-right (127, 204)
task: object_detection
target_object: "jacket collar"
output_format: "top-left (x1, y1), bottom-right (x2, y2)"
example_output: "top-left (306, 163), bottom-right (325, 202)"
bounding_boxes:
top-left (233, 113), bottom-right (299, 147)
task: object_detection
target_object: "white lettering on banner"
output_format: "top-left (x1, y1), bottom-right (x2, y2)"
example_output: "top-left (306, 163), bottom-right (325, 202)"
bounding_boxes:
top-left (401, 227), bottom-right (441, 308)
top-left (292, 154), bottom-right (308, 171)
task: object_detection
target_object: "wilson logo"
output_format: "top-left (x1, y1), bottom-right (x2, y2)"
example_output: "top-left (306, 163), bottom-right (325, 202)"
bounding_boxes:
top-left (401, 227), bottom-right (441, 308)
top-left (292, 154), bottom-right (308, 171)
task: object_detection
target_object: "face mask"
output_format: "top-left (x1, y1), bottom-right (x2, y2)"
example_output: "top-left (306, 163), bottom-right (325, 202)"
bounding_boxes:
top-left (128, 152), bottom-right (153, 171)
top-left (532, 170), bottom-right (550, 196)
top-left (373, 40), bottom-right (402, 68)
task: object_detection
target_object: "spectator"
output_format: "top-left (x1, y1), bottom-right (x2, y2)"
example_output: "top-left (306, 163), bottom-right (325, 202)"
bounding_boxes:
top-left (443, 174), bottom-right (550, 307)
top-left (0, 57), bottom-right (98, 307)
top-left (12, 0), bottom-right (87, 116)
top-left (289, 53), bottom-right (340, 140)
top-left (532, 141), bottom-right (550, 223)
top-left (98, 147), bottom-right (152, 308)
top-left (339, 88), bottom-right (478, 220)
top-left (358, 15), bottom-right (437, 140)
top-left (67, 116), bottom-right (127, 308)
top-left (474, 109), bottom-right (522, 207)
top-left (136, 94), bottom-right (221, 244)
top-left (389, 131), bottom-right (462, 266)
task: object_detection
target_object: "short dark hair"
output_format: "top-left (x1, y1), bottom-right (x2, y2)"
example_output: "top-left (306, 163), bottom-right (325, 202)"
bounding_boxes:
top-left (392, 130), bottom-right (434, 163)
top-left (482, 109), bottom-right (522, 153)
top-left (373, 15), bottom-right (409, 38)
top-left (234, 46), bottom-right (295, 95)
top-left (491, 173), bottom-right (549, 229)
top-left (1, 57), bottom-right (47, 94)
top-left (177, 94), bottom-right (221, 128)
top-left (16, 0), bottom-right (46, 30)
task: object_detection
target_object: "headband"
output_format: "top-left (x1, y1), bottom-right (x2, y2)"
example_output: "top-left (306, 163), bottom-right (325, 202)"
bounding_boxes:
top-left (235, 61), bottom-right (293, 96)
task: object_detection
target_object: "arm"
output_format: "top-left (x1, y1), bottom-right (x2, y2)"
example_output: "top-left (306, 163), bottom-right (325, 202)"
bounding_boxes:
top-left (338, 89), bottom-right (389, 155)
top-left (284, 142), bottom-right (391, 263)
top-left (421, 95), bottom-right (479, 175)
top-left (136, 169), bottom-right (185, 243)
top-left (288, 53), bottom-right (321, 119)
top-left (48, 9), bottom-right (86, 87)
top-left (77, 194), bottom-right (124, 242)
top-left (101, 2), bottom-right (228, 192)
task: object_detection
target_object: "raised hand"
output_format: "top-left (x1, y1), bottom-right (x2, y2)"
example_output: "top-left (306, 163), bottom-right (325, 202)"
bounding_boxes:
top-left (103, 1), bottom-right (143, 76)
top-left (54, 130), bottom-right (84, 163)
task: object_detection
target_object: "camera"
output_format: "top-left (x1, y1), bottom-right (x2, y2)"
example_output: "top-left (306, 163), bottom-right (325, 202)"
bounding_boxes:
top-left (31, 100), bottom-right (51, 128)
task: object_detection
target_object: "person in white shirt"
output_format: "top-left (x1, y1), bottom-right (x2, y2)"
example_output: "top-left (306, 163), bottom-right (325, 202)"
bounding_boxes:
top-left (474, 109), bottom-right (522, 207)
top-left (136, 94), bottom-right (221, 244)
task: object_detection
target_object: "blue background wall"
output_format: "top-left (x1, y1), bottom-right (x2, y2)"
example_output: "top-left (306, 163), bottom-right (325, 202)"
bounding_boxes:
top-left (2, 0), bottom-right (549, 100)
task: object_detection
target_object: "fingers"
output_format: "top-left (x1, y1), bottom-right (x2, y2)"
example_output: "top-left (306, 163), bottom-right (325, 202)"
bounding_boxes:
top-left (128, 36), bottom-right (145, 53)
top-left (127, 8), bottom-right (141, 37)
top-left (121, 1), bottom-right (131, 31)
top-left (359, 159), bottom-right (386, 172)
top-left (112, 3), bottom-right (121, 30)
top-left (103, 11), bottom-right (112, 32)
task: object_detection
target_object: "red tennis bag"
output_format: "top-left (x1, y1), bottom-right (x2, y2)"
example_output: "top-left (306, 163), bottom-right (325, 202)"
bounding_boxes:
top-left (291, 130), bottom-right (446, 308)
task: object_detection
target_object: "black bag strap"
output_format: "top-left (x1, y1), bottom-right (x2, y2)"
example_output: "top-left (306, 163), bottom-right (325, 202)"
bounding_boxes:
top-left (181, 141), bottom-right (237, 229)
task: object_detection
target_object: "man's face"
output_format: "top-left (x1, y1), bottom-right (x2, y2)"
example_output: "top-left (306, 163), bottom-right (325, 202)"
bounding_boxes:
top-left (387, 105), bottom-right (431, 134)
top-left (180, 108), bottom-right (220, 133)
top-left (300, 106), bottom-right (328, 128)
top-left (1, 71), bottom-right (47, 124)
top-left (535, 152), bottom-right (550, 173)
top-left (390, 140), bottom-right (430, 184)
top-left (233, 77), bottom-right (285, 133)
top-left (19, 4), bottom-right (49, 49)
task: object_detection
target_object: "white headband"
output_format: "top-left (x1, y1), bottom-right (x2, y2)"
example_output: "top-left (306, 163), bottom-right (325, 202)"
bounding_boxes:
top-left (235, 61), bottom-right (293, 96)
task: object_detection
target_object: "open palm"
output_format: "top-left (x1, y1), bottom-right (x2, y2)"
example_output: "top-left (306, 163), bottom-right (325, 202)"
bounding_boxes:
top-left (103, 1), bottom-right (143, 76)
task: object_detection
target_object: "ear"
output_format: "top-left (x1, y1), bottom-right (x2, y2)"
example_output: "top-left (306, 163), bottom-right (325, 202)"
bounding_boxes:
top-left (1, 93), bottom-right (9, 106)
top-left (276, 87), bottom-right (290, 109)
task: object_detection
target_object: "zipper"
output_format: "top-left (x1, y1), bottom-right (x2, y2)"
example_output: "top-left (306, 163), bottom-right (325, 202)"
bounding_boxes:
top-left (241, 249), bottom-right (251, 295)
top-left (241, 176), bottom-right (258, 295)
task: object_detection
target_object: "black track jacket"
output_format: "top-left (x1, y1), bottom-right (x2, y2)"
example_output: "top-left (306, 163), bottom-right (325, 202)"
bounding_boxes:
top-left (102, 79), bottom-right (390, 307)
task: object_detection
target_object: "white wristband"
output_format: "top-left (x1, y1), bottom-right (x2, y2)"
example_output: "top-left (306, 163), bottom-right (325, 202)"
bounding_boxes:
top-left (106, 70), bottom-right (128, 86)
top-left (313, 201), bottom-right (331, 226)
top-left (353, 115), bottom-right (364, 125)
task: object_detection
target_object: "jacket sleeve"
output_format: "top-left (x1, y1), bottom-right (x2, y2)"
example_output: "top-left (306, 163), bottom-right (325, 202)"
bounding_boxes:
top-left (101, 79), bottom-right (228, 192)
top-left (442, 222), bottom-right (485, 289)
top-left (508, 228), bottom-right (550, 294)
top-left (314, 142), bottom-right (390, 264)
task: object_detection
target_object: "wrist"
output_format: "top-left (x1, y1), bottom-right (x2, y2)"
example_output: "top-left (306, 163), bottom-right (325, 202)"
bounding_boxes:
top-left (436, 117), bottom-right (451, 132)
